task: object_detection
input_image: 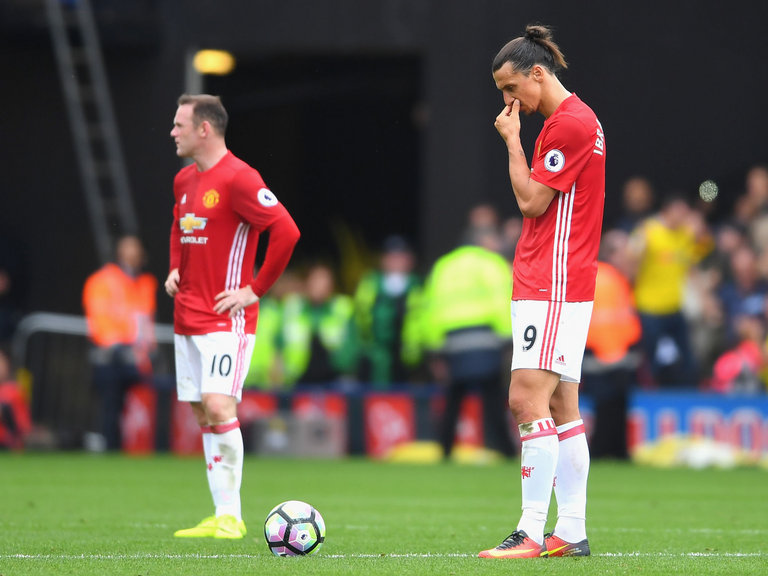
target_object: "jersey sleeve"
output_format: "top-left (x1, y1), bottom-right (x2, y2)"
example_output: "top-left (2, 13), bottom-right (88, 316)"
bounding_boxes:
top-left (230, 168), bottom-right (284, 231)
top-left (230, 168), bottom-right (301, 298)
top-left (250, 211), bottom-right (300, 297)
top-left (530, 113), bottom-right (594, 194)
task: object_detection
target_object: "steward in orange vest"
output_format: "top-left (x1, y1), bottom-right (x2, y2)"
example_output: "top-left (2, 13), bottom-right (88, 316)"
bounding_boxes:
top-left (82, 236), bottom-right (157, 450)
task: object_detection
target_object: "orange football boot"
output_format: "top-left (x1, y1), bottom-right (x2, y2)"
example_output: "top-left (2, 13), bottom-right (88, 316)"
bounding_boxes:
top-left (478, 530), bottom-right (546, 559)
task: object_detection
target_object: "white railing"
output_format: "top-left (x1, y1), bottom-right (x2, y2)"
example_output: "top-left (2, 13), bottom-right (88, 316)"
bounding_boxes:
top-left (12, 311), bottom-right (174, 367)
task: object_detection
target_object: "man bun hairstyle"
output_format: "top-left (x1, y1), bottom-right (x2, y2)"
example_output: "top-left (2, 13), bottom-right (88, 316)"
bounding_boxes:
top-left (177, 93), bottom-right (229, 136)
top-left (492, 24), bottom-right (568, 75)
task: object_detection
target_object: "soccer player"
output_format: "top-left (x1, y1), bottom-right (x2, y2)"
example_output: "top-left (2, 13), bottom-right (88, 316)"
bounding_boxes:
top-left (478, 25), bottom-right (605, 559)
top-left (166, 94), bottom-right (300, 539)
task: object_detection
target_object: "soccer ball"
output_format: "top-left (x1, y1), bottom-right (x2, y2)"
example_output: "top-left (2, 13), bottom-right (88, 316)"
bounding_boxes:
top-left (264, 500), bottom-right (326, 556)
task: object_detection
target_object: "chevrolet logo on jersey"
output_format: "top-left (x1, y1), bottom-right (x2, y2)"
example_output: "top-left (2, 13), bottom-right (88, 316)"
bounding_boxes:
top-left (179, 213), bottom-right (208, 234)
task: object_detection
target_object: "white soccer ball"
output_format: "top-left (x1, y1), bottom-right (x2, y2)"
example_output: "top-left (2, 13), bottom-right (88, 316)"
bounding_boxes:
top-left (264, 500), bottom-right (326, 556)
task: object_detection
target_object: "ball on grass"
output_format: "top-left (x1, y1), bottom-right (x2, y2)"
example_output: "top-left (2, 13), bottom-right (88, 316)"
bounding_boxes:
top-left (264, 500), bottom-right (326, 557)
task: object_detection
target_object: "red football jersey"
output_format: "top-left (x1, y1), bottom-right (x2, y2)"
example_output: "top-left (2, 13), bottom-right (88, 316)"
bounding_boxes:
top-left (512, 94), bottom-right (605, 303)
top-left (169, 151), bottom-right (300, 335)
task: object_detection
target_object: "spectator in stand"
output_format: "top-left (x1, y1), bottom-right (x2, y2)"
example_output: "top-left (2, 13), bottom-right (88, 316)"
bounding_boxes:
top-left (742, 165), bottom-right (768, 260)
top-left (499, 216), bottom-right (523, 262)
top-left (682, 261), bottom-right (725, 385)
top-left (681, 222), bottom-right (739, 385)
top-left (627, 193), bottom-right (714, 387)
top-left (421, 226), bottom-right (515, 459)
top-left (354, 235), bottom-right (424, 388)
top-left (280, 263), bottom-right (358, 387)
top-left (711, 314), bottom-right (766, 394)
top-left (729, 165), bottom-right (768, 240)
top-left (0, 347), bottom-right (31, 450)
top-left (465, 203), bottom-right (501, 235)
top-left (745, 164), bottom-right (768, 211)
top-left (581, 230), bottom-right (642, 459)
top-left (242, 296), bottom-right (282, 390)
top-left (82, 235), bottom-right (157, 451)
top-left (717, 244), bottom-right (768, 347)
top-left (731, 192), bottom-right (760, 232)
top-left (707, 222), bottom-right (749, 286)
top-left (243, 270), bottom-right (303, 390)
top-left (614, 176), bottom-right (655, 234)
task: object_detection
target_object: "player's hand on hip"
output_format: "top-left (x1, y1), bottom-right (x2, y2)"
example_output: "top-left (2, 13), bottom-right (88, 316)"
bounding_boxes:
top-left (495, 100), bottom-right (521, 142)
top-left (165, 268), bottom-right (180, 297)
top-left (214, 285), bottom-right (259, 317)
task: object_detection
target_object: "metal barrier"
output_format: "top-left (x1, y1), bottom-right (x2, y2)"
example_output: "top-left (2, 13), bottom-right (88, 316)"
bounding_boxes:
top-left (10, 313), bottom-right (518, 457)
top-left (11, 312), bottom-right (175, 449)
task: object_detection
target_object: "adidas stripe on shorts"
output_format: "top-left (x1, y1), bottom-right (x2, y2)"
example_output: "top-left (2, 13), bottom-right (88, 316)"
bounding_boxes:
top-left (510, 300), bottom-right (593, 383)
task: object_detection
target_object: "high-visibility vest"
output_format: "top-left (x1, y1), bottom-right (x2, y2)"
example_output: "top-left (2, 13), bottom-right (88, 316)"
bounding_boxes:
top-left (243, 297), bottom-right (282, 389)
top-left (82, 263), bottom-right (157, 350)
top-left (280, 293), bottom-right (357, 385)
top-left (421, 245), bottom-right (512, 350)
top-left (353, 271), bottom-right (424, 382)
top-left (586, 262), bottom-right (642, 363)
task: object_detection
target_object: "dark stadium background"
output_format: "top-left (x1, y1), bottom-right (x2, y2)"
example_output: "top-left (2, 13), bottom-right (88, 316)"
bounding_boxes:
top-left (2, 0), bottom-right (765, 325)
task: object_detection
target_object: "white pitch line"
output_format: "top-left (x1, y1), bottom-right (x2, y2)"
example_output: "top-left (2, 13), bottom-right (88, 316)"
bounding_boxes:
top-left (328, 552), bottom-right (768, 559)
top-left (3, 554), bottom-right (261, 560)
top-left (2, 551), bottom-right (767, 560)
top-left (589, 527), bottom-right (768, 535)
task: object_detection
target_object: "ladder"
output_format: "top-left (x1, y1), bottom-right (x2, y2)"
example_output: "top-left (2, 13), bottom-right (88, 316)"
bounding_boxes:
top-left (45, 0), bottom-right (138, 264)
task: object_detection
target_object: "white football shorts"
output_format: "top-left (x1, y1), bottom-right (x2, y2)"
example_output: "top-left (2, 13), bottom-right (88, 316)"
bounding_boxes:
top-left (174, 332), bottom-right (255, 402)
top-left (510, 300), bottom-right (594, 383)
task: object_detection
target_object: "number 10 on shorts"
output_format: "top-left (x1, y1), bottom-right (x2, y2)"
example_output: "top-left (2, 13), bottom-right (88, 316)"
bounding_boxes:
top-left (210, 354), bottom-right (233, 377)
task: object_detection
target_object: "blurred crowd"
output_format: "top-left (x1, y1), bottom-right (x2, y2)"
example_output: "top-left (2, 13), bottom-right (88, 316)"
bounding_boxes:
top-left (240, 207), bottom-right (519, 394)
top-left (612, 165), bottom-right (768, 395)
top-left (238, 163), bottom-right (768, 399)
top-left (3, 163), bottom-right (768, 454)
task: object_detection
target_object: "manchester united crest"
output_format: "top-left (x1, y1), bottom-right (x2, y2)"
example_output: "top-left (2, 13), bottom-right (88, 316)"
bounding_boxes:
top-left (202, 189), bottom-right (220, 208)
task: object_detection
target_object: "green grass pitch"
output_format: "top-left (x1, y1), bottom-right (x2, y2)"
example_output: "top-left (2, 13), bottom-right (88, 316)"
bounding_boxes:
top-left (1, 453), bottom-right (766, 575)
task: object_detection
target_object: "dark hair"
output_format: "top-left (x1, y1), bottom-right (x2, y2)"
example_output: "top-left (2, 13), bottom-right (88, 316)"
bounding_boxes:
top-left (492, 24), bottom-right (568, 76)
top-left (177, 93), bottom-right (228, 136)
top-left (660, 190), bottom-right (690, 210)
top-left (382, 235), bottom-right (412, 254)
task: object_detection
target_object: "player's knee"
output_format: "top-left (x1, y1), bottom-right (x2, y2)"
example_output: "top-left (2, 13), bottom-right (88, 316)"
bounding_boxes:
top-left (549, 383), bottom-right (580, 425)
top-left (508, 371), bottom-right (555, 423)
top-left (189, 402), bottom-right (208, 427)
top-left (507, 396), bottom-right (523, 421)
top-left (201, 394), bottom-right (236, 424)
top-left (549, 400), bottom-right (564, 424)
top-left (508, 388), bottom-right (537, 423)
